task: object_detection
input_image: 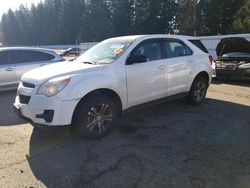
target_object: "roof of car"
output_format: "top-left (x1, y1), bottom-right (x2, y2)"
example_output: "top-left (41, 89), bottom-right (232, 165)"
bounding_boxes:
top-left (0, 47), bottom-right (56, 53)
top-left (109, 34), bottom-right (198, 41)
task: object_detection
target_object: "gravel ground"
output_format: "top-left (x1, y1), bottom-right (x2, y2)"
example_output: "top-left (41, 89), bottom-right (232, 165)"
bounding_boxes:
top-left (0, 80), bottom-right (249, 188)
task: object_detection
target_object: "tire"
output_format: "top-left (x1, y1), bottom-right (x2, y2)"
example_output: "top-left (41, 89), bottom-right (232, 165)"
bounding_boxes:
top-left (72, 95), bottom-right (118, 139)
top-left (187, 76), bottom-right (208, 105)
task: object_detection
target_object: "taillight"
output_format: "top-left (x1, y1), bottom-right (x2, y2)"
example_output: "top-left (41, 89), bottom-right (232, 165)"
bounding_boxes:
top-left (208, 55), bottom-right (213, 65)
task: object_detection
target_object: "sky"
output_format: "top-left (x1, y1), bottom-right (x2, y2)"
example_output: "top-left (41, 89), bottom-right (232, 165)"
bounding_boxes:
top-left (0, 0), bottom-right (40, 17)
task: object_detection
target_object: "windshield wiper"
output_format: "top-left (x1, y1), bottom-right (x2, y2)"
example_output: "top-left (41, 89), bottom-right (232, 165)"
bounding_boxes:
top-left (82, 61), bottom-right (97, 65)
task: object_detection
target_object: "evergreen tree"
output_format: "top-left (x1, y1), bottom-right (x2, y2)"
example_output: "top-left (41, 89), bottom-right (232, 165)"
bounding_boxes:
top-left (0, 0), bottom-right (248, 45)
top-left (80, 0), bottom-right (112, 42)
top-left (177, 0), bottom-right (196, 35)
top-left (1, 9), bottom-right (22, 45)
top-left (15, 5), bottom-right (31, 45)
top-left (133, 0), bottom-right (177, 34)
top-left (59, 0), bottom-right (85, 44)
top-left (111, 0), bottom-right (133, 37)
top-left (232, 0), bottom-right (250, 33)
top-left (197, 0), bottom-right (245, 35)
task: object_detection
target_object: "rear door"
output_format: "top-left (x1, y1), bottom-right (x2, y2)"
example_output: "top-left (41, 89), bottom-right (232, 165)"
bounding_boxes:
top-left (0, 51), bottom-right (16, 89)
top-left (163, 39), bottom-right (193, 96)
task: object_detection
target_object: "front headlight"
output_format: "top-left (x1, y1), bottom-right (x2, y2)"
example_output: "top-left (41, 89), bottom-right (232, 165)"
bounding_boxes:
top-left (37, 76), bottom-right (71, 97)
top-left (238, 63), bottom-right (250, 69)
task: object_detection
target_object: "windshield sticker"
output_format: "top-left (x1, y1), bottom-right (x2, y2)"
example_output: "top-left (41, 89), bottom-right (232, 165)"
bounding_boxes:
top-left (111, 45), bottom-right (125, 49)
top-left (112, 48), bottom-right (124, 55)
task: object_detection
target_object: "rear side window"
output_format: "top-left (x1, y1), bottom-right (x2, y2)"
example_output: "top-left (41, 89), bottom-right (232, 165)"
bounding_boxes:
top-left (0, 51), bottom-right (9, 65)
top-left (164, 40), bottom-right (192, 58)
top-left (28, 51), bottom-right (55, 62)
top-left (189, 40), bottom-right (208, 53)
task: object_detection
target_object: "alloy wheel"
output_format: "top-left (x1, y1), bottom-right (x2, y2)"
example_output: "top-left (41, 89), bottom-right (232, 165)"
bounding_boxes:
top-left (193, 80), bottom-right (206, 102)
top-left (86, 103), bottom-right (113, 134)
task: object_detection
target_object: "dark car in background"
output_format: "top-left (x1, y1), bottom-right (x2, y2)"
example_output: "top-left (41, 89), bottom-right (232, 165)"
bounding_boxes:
top-left (215, 37), bottom-right (250, 81)
top-left (61, 47), bottom-right (81, 56)
top-left (0, 47), bottom-right (65, 91)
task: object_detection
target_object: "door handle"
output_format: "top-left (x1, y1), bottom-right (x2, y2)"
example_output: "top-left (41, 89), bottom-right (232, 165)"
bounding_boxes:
top-left (187, 60), bottom-right (193, 63)
top-left (157, 65), bottom-right (166, 70)
top-left (5, 67), bottom-right (14, 71)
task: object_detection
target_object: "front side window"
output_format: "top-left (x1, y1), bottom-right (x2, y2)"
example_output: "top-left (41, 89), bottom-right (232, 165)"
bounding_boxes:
top-left (8, 51), bottom-right (25, 64)
top-left (165, 40), bottom-right (192, 58)
top-left (76, 38), bottom-right (133, 64)
top-left (132, 41), bottom-right (162, 62)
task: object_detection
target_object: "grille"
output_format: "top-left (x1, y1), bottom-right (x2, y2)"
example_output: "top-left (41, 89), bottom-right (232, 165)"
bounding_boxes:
top-left (216, 63), bottom-right (238, 70)
top-left (22, 82), bottom-right (35, 88)
top-left (19, 95), bottom-right (31, 104)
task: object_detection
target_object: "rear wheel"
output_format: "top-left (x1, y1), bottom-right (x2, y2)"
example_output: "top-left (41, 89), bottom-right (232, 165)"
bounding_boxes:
top-left (187, 76), bottom-right (208, 105)
top-left (73, 95), bottom-right (117, 139)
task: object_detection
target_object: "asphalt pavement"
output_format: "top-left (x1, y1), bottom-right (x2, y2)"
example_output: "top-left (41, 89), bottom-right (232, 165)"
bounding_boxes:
top-left (0, 80), bottom-right (250, 188)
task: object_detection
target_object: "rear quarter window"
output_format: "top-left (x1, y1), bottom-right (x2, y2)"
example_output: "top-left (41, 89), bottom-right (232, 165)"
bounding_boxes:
top-left (189, 40), bottom-right (208, 53)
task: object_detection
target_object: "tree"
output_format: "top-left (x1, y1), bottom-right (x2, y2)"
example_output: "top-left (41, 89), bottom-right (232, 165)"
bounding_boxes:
top-left (59, 0), bottom-right (85, 44)
top-left (1, 9), bottom-right (22, 45)
top-left (132, 0), bottom-right (177, 34)
top-left (15, 5), bottom-right (31, 44)
top-left (178, 0), bottom-right (245, 36)
top-left (80, 0), bottom-right (112, 42)
top-left (196, 0), bottom-right (245, 35)
top-left (42, 0), bottom-right (63, 44)
top-left (232, 0), bottom-right (250, 33)
top-left (0, 0), bottom-right (248, 45)
top-left (110, 0), bottom-right (133, 36)
top-left (177, 0), bottom-right (196, 35)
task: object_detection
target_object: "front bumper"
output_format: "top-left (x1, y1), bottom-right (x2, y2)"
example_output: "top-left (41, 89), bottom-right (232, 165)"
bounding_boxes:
top-left (14, 85), bottom-right (79, 127)
top-left (13, 104), bottom-right (70, 130)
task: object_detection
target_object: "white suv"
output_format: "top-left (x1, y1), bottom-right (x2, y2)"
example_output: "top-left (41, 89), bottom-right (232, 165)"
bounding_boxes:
top-left (14, 35), bottom-right (212, 139)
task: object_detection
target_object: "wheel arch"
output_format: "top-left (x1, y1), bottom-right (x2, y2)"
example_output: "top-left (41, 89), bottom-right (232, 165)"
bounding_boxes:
top-left (194, 71), bottom-right (210, 86)
top-left (72, 88), bottom-right (123, 124)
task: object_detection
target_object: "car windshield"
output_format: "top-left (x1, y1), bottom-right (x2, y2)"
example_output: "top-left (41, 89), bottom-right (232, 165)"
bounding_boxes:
top-left (222, 52), bottom-right (250, 58)
top-left (76, 38), bottom-right (134, 64)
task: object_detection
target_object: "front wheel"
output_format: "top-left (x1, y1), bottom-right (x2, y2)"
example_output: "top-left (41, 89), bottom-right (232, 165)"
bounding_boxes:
top-left (72, 95), bottom-right (117, 139)
top-left (187, 76), bottom-right (208, 105)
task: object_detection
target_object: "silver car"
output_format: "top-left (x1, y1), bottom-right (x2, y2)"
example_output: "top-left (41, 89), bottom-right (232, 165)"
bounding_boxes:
top-left (0, 47), bottom-right (64, 91)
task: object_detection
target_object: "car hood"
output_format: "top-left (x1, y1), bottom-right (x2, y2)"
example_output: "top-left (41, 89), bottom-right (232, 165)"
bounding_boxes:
top-left (22, 61), bottom-right (105, 85)
top-left (216, 37), bottom-right (250, 57)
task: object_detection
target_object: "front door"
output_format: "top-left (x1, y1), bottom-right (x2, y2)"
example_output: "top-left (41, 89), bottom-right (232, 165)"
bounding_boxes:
top-left (0, 51), bottom-right (16, 89)
top-left (163, 39), bottom-right (193, 96)
top-left (125, 39), bottom-right (167, 107)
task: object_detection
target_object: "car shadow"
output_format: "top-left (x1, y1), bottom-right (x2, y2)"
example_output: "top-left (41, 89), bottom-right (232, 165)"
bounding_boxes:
top-left (212, 78), bottom-right (250, 87)
top-left (27, 98), bottom-right (250, 187)
top-left (0, 91), bottom-right (26, 126)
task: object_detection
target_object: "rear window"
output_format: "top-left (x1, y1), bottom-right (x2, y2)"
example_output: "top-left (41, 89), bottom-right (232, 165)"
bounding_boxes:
top-left (189, 40), bottom-right (208, 53)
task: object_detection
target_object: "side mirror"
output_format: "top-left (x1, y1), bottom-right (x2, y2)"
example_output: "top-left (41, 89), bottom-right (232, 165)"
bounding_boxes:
top-left (126, 55), bottom-right (147, 65)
